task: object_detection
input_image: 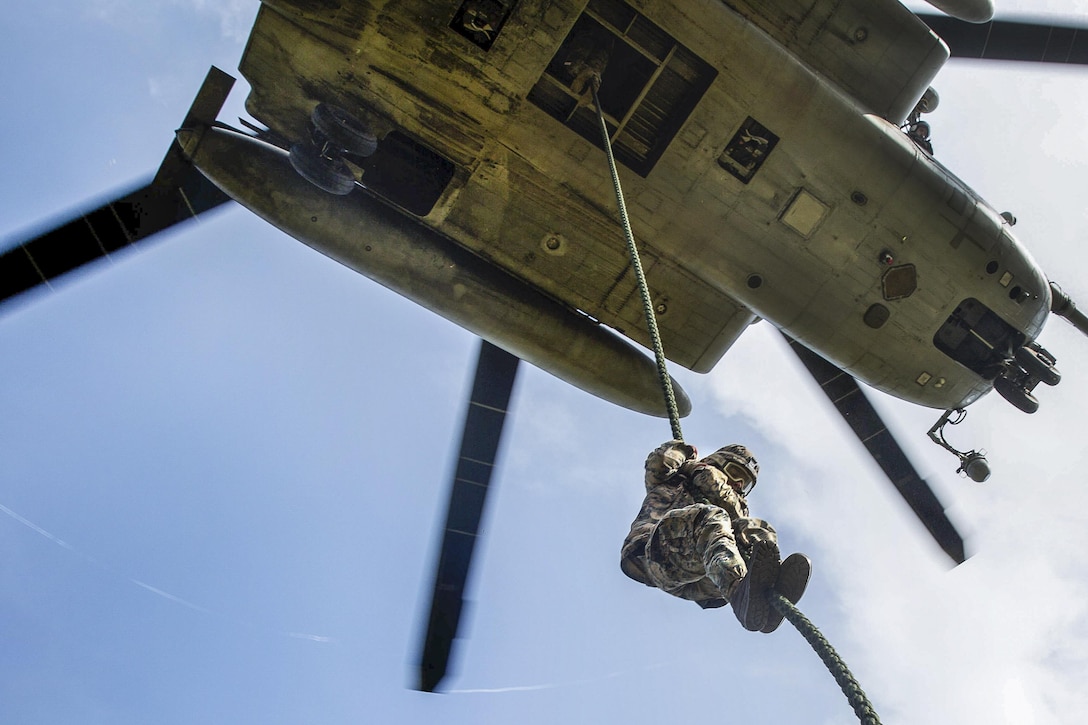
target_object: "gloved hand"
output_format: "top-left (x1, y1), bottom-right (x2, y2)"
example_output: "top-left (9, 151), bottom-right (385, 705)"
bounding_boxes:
top-left (645, 440), bottom-right (698, 485)
top-left (678, 459), bottom-right (704, 479)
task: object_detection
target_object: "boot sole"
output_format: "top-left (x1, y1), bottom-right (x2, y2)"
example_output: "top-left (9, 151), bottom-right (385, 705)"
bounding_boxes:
top-left (761, 553), bottom-right (812, 633)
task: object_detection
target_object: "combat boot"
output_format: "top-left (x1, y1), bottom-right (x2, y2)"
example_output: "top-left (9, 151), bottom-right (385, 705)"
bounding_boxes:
top-left (760, 553), bottom-right (812, 633)
top-left (730, 539), bottom-right (780, 632)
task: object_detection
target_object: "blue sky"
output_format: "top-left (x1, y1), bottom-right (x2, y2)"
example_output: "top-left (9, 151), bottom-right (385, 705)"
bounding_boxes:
top-left (3, 2), bottom-right (1088, 723)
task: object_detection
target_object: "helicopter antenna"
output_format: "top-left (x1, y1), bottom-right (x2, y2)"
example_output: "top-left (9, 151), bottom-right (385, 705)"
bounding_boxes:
top-left (589, 78), bottom-right (882, 725)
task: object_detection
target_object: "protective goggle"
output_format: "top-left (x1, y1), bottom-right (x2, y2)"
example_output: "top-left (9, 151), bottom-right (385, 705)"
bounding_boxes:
top-left (721, 460), bottom-right (757, 495)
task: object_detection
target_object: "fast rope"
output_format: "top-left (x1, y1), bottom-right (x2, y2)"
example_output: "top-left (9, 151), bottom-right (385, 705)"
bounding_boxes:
top-left (590, 85), bottom-right (683, 441)
top-left (589, 80), bottom-right (881, 725)
top-left (772, 596), bottom-right (881, 724)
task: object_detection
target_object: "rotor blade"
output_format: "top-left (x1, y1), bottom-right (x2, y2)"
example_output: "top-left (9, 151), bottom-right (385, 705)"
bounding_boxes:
top-left (0, 171), bottom-right (231, 307)
top-left (418, 340), bottom-right (520, 693)
top-left (917, 13), bottom-right (1088, 64)
top-left (782, 333), bottom-right (966, 564)
top-left (0, 66), bottom-right (235, 310)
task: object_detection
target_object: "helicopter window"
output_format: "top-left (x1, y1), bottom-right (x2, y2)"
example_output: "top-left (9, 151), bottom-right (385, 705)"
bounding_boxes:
top-left (1009, 286), bottom-right (1030, 304)
top-left (526, 0), bottom-right (716, 177)
top-left (933, 298), bottom-right (1025, 379)
top-left (882, 264), bottom-right (917, 300)
top-left (778, 187), bottom-right (825, 236)
top-left (864, 304), bottom-right (890, 329)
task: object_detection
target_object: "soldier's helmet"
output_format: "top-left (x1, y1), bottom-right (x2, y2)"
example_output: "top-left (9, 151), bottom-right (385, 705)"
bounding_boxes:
top-left (703, 444), bottom-right (759, 495)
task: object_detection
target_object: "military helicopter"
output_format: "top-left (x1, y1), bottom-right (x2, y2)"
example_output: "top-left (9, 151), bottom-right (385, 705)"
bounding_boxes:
top-left (3, 0), bottom-right (1088, 695)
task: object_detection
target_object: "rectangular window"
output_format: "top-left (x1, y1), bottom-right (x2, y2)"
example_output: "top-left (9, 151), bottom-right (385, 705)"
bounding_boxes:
top-left (526, 0), bottom-right (716, 177)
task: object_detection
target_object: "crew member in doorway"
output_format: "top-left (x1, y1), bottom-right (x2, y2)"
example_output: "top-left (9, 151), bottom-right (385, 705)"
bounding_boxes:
top-left (907, 120), bottom-right (934, 155)
top-left (561, 26), bottom-right (613, 100)
top-left (620, 441), bottom-right (809, 632)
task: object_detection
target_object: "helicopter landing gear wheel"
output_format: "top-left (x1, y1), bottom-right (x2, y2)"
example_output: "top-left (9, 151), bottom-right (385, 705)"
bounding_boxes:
top-left (994, 375), bottom-right (1040, 414)
top-left (289, 142), bottom-right (356, 196)
top-left (1014, 346), bottom-right (1061, 386)
top-left (312, 103), bottom-right (379, 157)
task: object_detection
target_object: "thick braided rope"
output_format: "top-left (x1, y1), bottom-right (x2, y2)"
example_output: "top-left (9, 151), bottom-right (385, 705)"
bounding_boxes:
top-left (590, 73), bottom-right (878, 725)
top-left (772, 594), bottom-right (882, 725)
top-left (591, 83), bottom-right (683, 440)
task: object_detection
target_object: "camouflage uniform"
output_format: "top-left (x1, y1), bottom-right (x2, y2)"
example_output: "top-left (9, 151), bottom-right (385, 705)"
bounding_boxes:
top-left (620, 440), bottom-right (777, 609)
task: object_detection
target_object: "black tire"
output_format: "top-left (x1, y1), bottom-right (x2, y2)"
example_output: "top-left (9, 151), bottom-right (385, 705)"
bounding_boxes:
top-left (289, 142), bottom-right (356, 196)
top-left (994, 375), bottom-right (1040, 414)
top-left (312, 103), bottom-right (379, 157)
top-left (1014, 346), bottom-right (1061, 386)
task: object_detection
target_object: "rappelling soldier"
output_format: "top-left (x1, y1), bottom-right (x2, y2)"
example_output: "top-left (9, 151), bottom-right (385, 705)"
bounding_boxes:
top-left (621, 441), bottom-right (810, 632)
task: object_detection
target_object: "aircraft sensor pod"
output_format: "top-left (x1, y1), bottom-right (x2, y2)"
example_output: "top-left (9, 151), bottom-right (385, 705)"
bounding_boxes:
top-left (959, 451), bottom-right (991, 483)
top-left (928, 409), bottom-right (991, 482)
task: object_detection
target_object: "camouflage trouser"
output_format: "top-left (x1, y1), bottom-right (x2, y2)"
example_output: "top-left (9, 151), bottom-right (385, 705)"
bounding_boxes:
top-left (644, 503), bottom-right (777, 603)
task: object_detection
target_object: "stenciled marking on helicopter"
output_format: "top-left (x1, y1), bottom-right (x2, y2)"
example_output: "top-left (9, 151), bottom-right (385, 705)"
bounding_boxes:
top-left (718, 117), bottom-right (779, 184)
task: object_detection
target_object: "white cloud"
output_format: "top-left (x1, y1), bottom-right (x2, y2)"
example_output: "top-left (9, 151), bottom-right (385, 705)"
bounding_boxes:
top-left (698, 312), bottom-right (1088, 724)
top-left (177, 0), bottom-right (257, 43)
top-left (85, 0), bottom-right (257, 43)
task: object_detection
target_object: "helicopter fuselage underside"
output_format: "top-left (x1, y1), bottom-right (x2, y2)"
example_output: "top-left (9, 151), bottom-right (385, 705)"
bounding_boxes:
top-left (230, 0), bottom-right (1052, 411)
